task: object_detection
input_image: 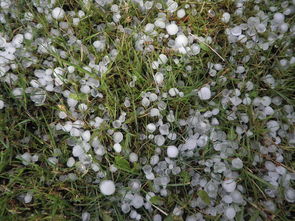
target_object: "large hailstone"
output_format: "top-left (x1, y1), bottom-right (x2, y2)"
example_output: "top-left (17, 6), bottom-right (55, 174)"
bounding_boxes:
top-left (167, 145), bottom-right (179, 158)
top-left (198, 87), bottom-right (211, 100)
top-left (225, 207), bottom-right (236, 219)
top-left (175, 34), bottom-right (188, 48)
top-left (222, 179), bottom-right (237, 193)
top-left (166, 23), bottom-right (179, 35)
top-left (52, 7), bottom-right (65, 20)
top-left (99, 180), bottom-right (116, 195)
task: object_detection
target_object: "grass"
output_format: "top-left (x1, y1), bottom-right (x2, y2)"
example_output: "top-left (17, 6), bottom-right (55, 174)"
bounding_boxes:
top-left (0, 0), bottom-right (294, 220)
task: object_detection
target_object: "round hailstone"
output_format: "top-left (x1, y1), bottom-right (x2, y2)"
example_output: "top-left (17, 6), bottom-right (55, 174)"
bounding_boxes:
top-left (167, 146), bottom-right (179, 158)
top-left (285, 188), bottom-right (295, 203)
top-left (158, 54), bottom-right (168, 64)
top-left (24, 193), bottom-right (33, 203)
top-left (0, 100), bottom-right (4, 109)
top-left (154, 72), bottom-right (164, 85)
top-left (175, 34), bottom-right (188, 48)
top-left (52, 7), bottom-right (65, 20)
top-left (113, 132), bottom-right (123, 143)
top-left (225, 207), bottom-right (236, 219)
top-left (177, 9), bottom-right (186, 19)
top-left (169, 88), bottom-right (179, 97)
top-left (231, 26), bottom-right (242, 36)
top-left (222, 179), bottom-right (237, 193)
top-left (99, 180), bottom-right (116, 196)
top-left (113, 143), bottom-right (122, 153)
top-left (198, 87), bottom-right (211, 100)
top-left (232, 158), bottom-right (243, 169)
top-left (146, 123), bottom-right (156, 133)
top-left (273, 12), bottom-right (285, 24)
top-left (129, 152), bottom-right (138, 163)
top-left (82, 212), bottom-right (91, 221)
top-left (221, 12), bottom-right (231, 23)
top-left (67, 157), bottom-right (75, 167)
top-left (166, 23), bottom-right (179, 35)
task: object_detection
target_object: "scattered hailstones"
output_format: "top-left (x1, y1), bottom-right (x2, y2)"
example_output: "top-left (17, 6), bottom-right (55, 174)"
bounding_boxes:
top-left (99, 180), bottom-right (116, 196)
top-left (3, 0), bottom-right (295, 219)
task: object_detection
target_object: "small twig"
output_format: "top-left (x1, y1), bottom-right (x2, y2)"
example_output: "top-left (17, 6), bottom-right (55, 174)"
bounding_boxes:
top-left (151, 204), bottom-right (168, 216)
top-left (193, 35), bottom-right (225, 62)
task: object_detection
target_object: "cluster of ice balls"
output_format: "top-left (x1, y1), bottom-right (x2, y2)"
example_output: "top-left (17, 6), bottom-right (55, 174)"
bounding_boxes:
top-left (1, 0), bottom-right (294, 220)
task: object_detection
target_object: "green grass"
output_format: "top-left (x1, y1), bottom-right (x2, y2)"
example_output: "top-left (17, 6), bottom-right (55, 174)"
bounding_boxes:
top-left (0, 0), bottom-right (294, 220)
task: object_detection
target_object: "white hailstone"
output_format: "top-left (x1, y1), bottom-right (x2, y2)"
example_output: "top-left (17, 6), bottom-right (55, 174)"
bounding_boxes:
top-left (158, 54), bottom-right (168, 64)
top-left (67, 66), bottom-right (75, 73)
top-left (58, 111), bottom-right (67, 119)
top-left (222, 179), bottom-right (237, 192)
top-left (175, 34), bottom-right (188, 48)
top-left (221, 12), bottom-right (231, 23)
top-left (0, 100), bottom-right (4, 109)
top-left (73, 145), bottom-right (84, 157)
top-left (152, 61), bottom-right (159, 69)
top-left (267, 120), bottom-right (280, 132)
top-left (99, 180), bottom-right (116, 196)
top-left (153, 214), bottom-right (162, 221)
top-left (150, 155), bottom-right (159, 165)
top-left (232, 158), bottom-right (243, 169)
top-left (20, 152), bottom-right (31, 165)
top-left (225, 207), bottom-right (236, 220)
top-left (169, 88), bottom-right (179, 97)
top-left (93, 40), bottom-right (105, 52)
top-left (24, 32), bottom-right (33, 40)
top-left (31, 154), bottom-right (39, 162)
top-left (73, 18), bottom-right (80, 26)
top-left (113, 132), bottom-right (123, 143)
top-left (155, 19), bottom-right (166, 28)
top-left (264, 106), bottom-right (274, 115)
top-left (154, 135), bottom-right (165, 146)
top-left (131, 194), bottom-right (144, 209)
top-left (198, 87), bottom-right (211, 100)
top-left (167, 146), bottom-right (179, 158)
top-left (177, 9), bottom-right (186, 19)
top-left (129, 152), bottom-right (138, 163)
top-left (150, 108), bottom-right (160, 117)
top-left (231, 26), bottom-right (242, 36)
top-left (24, 193), bottom-right (33, 203)
top-left (167, 0), bottom-right (178, 12)
top-left (82, 130), bottom-right (91, 142)
top-left (142, 97), bottom-right (150, 107)
top-left (82, 212), bottom-right (91, 221)
top-left (145, 23), bottom-right (155, 33)
top-left (261, 96), bottom-right (272, 106)
top-left (113, 143), bottom-right (122, 153)
top-left (67, 98), bottom-right (78, 107)
top-left (191, 44), bottom-right (201, 55)
top-left (154, 72), bottom-right (164, 85)
top-left (285, 188), bottom-right (295, 203)
top-left (78, 103), bottom-right (88, 112)
top-left (166, 23), bottom-right (178, 35)
top-left (230, 96), bottom-right (242, 106)
top-left (67, 157), bottom-right (75, 167)
top-left (273, 12), bottom-right (285, 24)
top-left (147, 123), bottom-right (156, 133)
top-left (52, 7), bottom-right (65, 20)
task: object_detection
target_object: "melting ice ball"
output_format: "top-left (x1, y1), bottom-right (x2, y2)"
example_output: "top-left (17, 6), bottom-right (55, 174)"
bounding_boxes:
top-left (99, 180), bottom-right (116, 195)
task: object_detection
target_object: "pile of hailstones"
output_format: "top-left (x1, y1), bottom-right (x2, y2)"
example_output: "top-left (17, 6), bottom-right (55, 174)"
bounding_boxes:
top-left (1, 0), bottom-right (295, 220)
